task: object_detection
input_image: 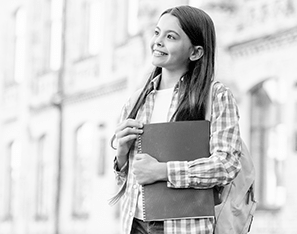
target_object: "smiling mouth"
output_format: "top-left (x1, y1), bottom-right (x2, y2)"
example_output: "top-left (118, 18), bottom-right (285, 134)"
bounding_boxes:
top-left (153, 50), bottom-right (167, 56)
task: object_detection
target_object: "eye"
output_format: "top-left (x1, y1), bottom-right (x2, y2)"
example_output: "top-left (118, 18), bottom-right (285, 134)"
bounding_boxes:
top-left (167, 34), bottom-right (176, 40)
top-left (154, 29), bottom-right (159, 36)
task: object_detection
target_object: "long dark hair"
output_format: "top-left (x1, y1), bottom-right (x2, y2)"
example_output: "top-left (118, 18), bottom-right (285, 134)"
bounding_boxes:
top-left (129, 6), bottom-right (216, 121)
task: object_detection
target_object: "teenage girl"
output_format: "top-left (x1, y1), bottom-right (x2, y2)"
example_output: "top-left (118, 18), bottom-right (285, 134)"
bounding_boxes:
top-left (112, 5), bottom-right (241, 234)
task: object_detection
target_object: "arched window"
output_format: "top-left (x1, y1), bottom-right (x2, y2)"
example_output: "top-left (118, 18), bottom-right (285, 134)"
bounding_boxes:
top-left (97, 124), bottom-right (106, 176)
top-left (35, 135), bottom-right (51, 220)
top-left (250, 79), bottom-right (286, 210)
top-left (2, 141), bottom-right (21, 220)
top-left (72, 123), bottom-right (95, 218)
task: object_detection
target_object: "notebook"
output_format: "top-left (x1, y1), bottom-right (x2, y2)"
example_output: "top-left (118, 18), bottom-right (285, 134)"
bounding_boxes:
top-left (138, 120), bottom-right (215, 221)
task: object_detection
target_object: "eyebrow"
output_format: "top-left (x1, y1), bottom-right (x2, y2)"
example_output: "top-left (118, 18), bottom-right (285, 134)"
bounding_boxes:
top-left (155, 26), bottom-right (180, 36)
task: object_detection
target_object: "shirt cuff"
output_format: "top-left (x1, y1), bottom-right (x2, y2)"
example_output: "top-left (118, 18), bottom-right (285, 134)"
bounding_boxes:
top-left (167, 161), bottom-right (190, 188)
top-left (113, 157), bottom-right (128, 185)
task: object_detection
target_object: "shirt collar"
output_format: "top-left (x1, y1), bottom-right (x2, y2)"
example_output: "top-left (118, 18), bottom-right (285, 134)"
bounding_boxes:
top-left (150, 74), bottom-right (183, 92)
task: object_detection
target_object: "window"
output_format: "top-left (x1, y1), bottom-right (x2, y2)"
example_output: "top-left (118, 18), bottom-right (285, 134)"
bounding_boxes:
top-left (250, 79), bottom-right (286, 210)
top-left (295, 100), bottom-right (297, 152)
top-left (40, 0), bottom-right (63, 72)
top-left (2, 144), bottom-right (13, 220)
top-left (97, 124), bottom-right (106, 176)
top-left (41, 0), bottom-right (51, 72)
top-left (35, 135), bottom-right (50, 220)
top-left (114, 0), bottom-right (128, 45)
top-left (72, 123), bottom-right (95, 219)
top-left (49, 0), bottom-right (63, 70)
top-left (13, 8), bottom-right (27, 84)
top-left (114, 0), bottom-right (139, 46)
top-left (80, 0), bottom-right (102, 57)
top-left (128, 0), bottom-right (139, 36)
top-left (2, 141), bottom-right (21, 221)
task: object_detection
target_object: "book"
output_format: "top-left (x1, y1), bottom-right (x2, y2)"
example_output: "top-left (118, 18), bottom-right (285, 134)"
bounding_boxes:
top-left (138, 120), bottom-right (215, 221)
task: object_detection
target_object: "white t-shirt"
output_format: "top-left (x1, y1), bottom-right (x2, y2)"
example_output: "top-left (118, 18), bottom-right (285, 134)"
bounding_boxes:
top-left (135, 87), bottom-right (174, 220)
top-left (150, 87), bottom-right (174, 123)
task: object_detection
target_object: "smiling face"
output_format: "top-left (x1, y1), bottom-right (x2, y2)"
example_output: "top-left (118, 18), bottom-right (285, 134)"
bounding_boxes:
top-left (150, 14), bottom-right (194, 74)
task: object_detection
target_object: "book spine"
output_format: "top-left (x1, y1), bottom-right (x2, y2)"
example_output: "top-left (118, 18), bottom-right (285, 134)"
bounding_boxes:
top-left (142, 186), bottom-right (146, 221)
top-left (137, 134), bottom-right (142, 153)
top-left (137, 134), bottom-right (147, 221)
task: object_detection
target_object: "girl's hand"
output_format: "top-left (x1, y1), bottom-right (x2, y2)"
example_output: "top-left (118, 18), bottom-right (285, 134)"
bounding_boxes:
top-left (115, 119), bottom-right (143, 168)
top-left (132, 154), bottom-right (167, 185)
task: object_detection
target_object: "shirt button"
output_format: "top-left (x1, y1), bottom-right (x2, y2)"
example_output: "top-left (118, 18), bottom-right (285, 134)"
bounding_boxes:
top-left (133, 184), bottom-right (138, 189)
top-left (129, 212), bottom-right (133, 216)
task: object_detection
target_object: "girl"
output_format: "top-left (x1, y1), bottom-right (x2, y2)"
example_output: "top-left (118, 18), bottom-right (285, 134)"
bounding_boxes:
top-left (112, 5), bottom-right (241, 234)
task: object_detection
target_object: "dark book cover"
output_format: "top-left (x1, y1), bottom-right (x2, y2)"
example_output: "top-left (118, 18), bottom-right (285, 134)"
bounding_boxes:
top-left (138, 121), bottom-right (215, 221)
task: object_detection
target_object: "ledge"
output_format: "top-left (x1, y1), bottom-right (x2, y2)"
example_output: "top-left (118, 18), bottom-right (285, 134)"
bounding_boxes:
top-left (228, 26), bottom-right (297, 57)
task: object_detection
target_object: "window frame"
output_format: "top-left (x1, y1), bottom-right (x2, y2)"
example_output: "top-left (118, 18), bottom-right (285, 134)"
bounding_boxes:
top-left (250, 79), bottom-right (286, 211)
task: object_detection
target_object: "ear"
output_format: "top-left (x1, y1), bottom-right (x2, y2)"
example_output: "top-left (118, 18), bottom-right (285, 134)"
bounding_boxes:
top-left (189, 46), bottom-right (204, 61)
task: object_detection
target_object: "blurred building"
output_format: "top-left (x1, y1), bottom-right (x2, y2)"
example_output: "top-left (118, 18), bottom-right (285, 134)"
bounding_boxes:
top-left (223, 1), bottom-right (297, 233)
top-left (0, 0), bottom-right (297, 234)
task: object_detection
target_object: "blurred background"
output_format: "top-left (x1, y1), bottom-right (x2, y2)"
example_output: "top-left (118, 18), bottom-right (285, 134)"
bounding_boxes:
top-left (0, 0), bottom-right (297, 233)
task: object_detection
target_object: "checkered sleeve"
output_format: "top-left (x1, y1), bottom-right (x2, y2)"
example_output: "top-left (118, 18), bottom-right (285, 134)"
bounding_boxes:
top-left (112, 96), bottom-right (132, 185)
top-left (167, 83), bottom-right (242, 189)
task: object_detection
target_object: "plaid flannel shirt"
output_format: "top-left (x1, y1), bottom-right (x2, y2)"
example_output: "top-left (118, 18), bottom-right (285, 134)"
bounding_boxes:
top-left (114, 76), bottom-right (242, 234)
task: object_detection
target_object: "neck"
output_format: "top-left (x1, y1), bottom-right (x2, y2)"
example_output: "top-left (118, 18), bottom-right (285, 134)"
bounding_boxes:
top-left (159, 68), bottom-right (187, 90)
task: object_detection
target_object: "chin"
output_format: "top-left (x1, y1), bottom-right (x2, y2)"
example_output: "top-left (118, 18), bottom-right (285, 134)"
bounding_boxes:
top-left (152, 60), bottom-right (164, 68)
top-left (151, 61), bottom-right (159, 67)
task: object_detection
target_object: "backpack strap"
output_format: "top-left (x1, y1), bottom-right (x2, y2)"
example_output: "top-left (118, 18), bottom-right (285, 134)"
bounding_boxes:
top-left (205, 81), bottom-right (219, 121)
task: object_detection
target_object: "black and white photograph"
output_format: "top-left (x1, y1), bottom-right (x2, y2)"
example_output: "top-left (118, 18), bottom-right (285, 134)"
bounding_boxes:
top-left (0, 0), bottom-right (297, 233)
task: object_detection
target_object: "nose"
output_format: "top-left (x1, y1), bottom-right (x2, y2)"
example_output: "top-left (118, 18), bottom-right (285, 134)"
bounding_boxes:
top-left (156, 41), bottom-right (163, 47)
top-left (154, 36), bottom-right (163, 47)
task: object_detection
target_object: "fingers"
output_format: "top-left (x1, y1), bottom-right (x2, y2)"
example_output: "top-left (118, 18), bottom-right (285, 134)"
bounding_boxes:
top-left (132, 154), bottom-right (146, 170)
top-left (117, 127), bottom-right (143, 139)
top-left (117, 134), bottom-right (138, 148)
top-left (134, 154), bottom-right (143, 160)
top-left (132, 154), bottom-right (159, 185)
top-left (115, 119), bottom-right (143, 141)
top-left (134, 153), bottom-right (151, 161)
top-left (114, 119), bottom-right (144, 156)
top-left (117, 119), bottom-right (143, 131)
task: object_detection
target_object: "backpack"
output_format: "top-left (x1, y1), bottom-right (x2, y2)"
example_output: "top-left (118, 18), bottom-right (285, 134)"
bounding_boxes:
top-left (206, 81), bottom-right (257, 234)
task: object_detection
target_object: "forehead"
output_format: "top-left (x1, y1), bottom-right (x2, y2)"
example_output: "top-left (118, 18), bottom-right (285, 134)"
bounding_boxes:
top-left (157, 13), bottom-right (183, 33)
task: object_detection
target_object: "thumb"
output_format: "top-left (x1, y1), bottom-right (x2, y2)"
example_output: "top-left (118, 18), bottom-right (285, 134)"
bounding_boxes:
top-left (134, 153), bottom-right (144, 161)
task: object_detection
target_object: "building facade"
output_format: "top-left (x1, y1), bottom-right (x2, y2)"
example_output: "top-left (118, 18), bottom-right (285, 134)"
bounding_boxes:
top-left (224, 1), bottom-right (297, 233)
top-left (0, 0), bottom-right (297, 234)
